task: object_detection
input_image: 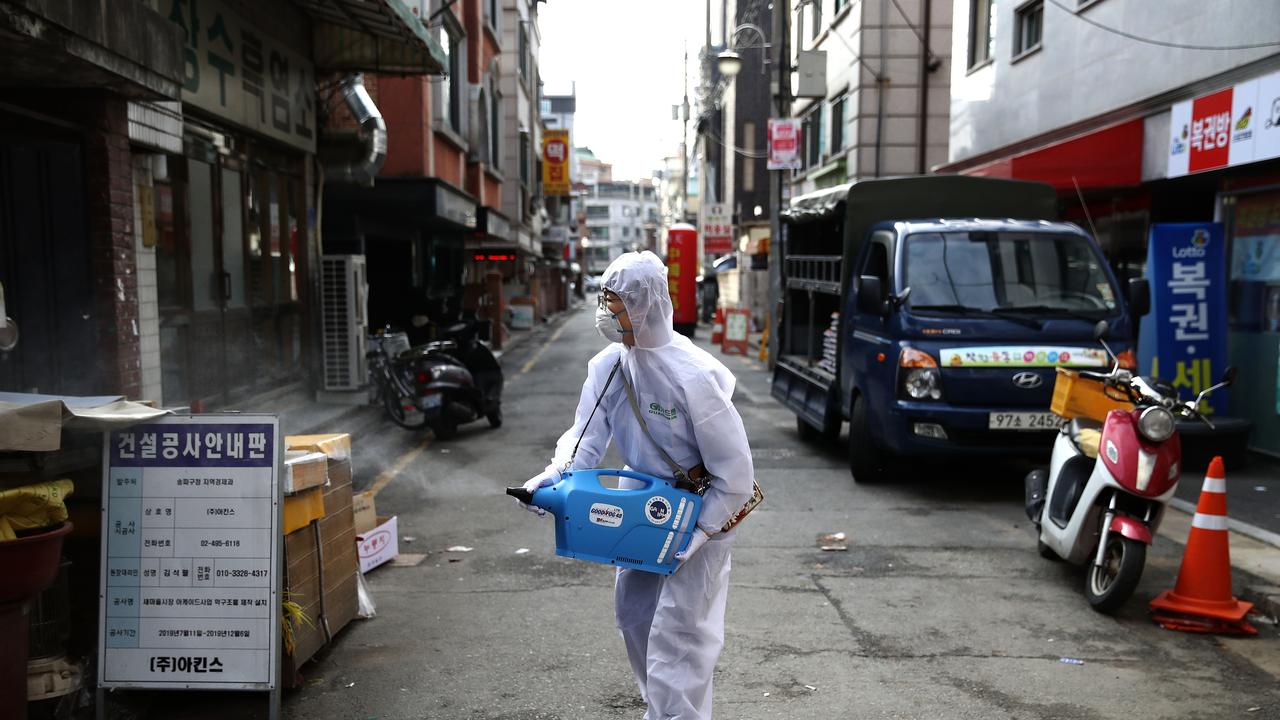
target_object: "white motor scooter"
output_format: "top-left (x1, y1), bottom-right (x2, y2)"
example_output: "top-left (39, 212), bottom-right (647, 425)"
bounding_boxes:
top-left (1024, 321), bottom-right (1235, 614)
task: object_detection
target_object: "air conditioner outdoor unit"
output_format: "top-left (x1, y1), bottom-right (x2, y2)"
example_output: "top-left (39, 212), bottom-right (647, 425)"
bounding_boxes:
top-left (321, 254), bottom-right (369, 391)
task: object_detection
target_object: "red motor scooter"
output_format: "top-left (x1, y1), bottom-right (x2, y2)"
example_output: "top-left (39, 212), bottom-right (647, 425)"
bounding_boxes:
top-left (1025, 321), bottom-right (1236, 613)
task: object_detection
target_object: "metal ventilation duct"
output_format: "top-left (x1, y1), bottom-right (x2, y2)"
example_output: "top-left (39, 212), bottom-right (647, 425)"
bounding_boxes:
top-left (326, 74), bottom-right (387, 186)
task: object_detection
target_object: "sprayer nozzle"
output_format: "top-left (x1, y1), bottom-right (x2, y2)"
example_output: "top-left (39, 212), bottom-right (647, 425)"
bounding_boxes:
top-left (506, 487), bottom-right (535, 505)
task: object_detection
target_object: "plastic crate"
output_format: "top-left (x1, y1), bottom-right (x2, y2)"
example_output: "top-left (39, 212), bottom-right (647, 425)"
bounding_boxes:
top-left (1050, 368), bottom-right (1131, 421)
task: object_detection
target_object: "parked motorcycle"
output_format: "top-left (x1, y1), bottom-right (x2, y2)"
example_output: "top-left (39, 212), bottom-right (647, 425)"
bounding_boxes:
top-left (1025, 320), bottom-right (1235, 613)
top-left (367, 321), bottom-right (504, 439)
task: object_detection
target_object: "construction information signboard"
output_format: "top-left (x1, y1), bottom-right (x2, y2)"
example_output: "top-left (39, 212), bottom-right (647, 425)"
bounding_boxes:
top-left (99, 414), bottom-right (281, 690)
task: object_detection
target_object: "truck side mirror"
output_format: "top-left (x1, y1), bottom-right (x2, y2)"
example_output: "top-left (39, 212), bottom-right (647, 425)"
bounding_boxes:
top-left (857, 275), bottom-right (886, 316)
top-left (1128, 278), bottom-right (1151, 318)
top-left (1223, 365), bottom-right (1238, 386)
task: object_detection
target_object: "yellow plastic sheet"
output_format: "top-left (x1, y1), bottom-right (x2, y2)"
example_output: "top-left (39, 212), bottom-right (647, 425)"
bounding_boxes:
top-left (0, 479), bottom-right (73, 541)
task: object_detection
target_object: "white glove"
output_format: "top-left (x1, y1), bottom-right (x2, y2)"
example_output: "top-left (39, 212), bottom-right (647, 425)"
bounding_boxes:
top-left (675, 528), bottom-right (711, 567)
top-left (516, 468), bottom-right (561, 516)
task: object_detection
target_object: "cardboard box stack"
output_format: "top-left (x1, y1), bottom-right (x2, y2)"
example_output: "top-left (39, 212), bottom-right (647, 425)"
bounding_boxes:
top-left (281, 434), bottom-right (360, 687)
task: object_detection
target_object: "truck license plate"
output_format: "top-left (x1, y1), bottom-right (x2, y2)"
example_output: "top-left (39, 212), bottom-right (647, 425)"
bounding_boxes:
top-left (988, 412), bottom-right (1060, 430)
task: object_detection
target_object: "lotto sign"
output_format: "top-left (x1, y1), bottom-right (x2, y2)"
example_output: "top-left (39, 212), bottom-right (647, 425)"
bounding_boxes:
top-left (702, 203), bottom-right (734, 255)
top-left (99, 415), bottom-right (280, 690)
top-left (543, 129), bottom-right (571, 196)
top-left (767, 119), bottom-right (802, 170)
top-left (1168, 69), bottom-right (1280, 177)
top-left (1139, 224), bottom-right (1229, 414)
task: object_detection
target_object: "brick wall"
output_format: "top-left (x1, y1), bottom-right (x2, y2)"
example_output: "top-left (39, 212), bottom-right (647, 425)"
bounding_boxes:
top-left (378, 75), bottom-right (431, 177)
top-left (85, 98), bottom-right (142, 398)
top-left (434, 135), bottom-right (466, 189)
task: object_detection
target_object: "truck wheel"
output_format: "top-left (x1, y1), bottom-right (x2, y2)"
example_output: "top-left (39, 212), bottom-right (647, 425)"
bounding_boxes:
top-left (797, 415), bottom-right (842, 444)
top-left (820, 417), bottom-right (842, 444)
top-left (849, 396), bottom-right (890, 483)
top-left (796, 416), bottom-right (819, 442)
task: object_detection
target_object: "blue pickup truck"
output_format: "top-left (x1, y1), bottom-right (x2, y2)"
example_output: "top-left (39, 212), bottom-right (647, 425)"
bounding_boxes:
top-left (772, 176), bottom-right (1150, 482)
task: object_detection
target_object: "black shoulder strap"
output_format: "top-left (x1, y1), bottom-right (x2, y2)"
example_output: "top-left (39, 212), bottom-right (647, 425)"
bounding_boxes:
top-left (567, 359), bottom-right (621, 470)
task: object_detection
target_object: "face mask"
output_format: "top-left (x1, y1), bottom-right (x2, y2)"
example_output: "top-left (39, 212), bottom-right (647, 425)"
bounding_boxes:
top-left (594, 305), bottom-right (628, 343)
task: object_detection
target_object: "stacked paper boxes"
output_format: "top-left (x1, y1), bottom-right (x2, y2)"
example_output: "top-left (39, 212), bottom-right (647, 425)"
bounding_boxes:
top-left (281, 433), bottom-right (360, 687)
top-left (818, 312), bottom-right (839, 375)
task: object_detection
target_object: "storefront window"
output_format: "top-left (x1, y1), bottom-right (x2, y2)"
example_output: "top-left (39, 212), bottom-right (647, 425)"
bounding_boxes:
top-left (155, 182), bottom-right (181, 309)
top-left (1228, 188), bottom-right (1280, 333)
top-left (287, 177), bottom-right (300, 302)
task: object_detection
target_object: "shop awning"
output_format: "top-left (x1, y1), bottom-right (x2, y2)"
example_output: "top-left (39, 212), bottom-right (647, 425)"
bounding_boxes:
top-left (940, 119), bottom-right (1144, 192)
top-left (0, 0), bottom-right (182, 100)
top-left (293, 0), bottom-right (447, 75)
top-left (328, 178), bottom-right (477, 231)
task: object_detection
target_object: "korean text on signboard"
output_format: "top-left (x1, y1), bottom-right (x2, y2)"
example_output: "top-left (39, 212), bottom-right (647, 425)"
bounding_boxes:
top-left (1140, 224), bottom-right (1229, 413)
top-left (767, 119), bottom-right (802, 170)
top-left (99, 415), bottom-right (280, 690)
top-left (543, 129), bottom-right (571, 197)
top-left (166, 0), bottom-right (316, 153)
top-left (701, 203), bottom-right (734, 256)
top-left (1168, 68), bottom-right (1280, 178)
top-left (667, 227), bottom-right (698, 325)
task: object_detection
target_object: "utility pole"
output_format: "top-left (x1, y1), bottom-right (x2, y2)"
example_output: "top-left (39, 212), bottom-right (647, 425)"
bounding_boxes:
top-left (680, 42), bottom-right (690, 223)
top-left (767, 0), bottom-right (790, 369)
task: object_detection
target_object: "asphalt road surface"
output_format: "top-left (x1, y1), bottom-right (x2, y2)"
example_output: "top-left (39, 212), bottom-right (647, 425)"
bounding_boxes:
top-left (283, 305), bottom-right (1280, 720)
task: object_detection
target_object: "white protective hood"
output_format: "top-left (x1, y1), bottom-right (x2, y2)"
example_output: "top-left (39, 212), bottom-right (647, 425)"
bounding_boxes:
top-left (602, 251), bottom-right (736, 407)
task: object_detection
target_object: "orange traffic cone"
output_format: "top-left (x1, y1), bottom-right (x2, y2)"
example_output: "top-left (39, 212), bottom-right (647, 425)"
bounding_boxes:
top-left (710, 307), bottom-right (725, 345)
top-left (1149, 456), bottom-right (1257, 635)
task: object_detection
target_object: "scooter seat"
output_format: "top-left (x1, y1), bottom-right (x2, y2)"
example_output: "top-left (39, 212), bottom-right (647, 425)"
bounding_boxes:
top-left (1069, 417), bottom-right (1102, 459)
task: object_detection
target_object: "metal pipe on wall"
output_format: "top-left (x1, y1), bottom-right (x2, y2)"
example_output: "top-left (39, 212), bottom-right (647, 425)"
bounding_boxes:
top-left (875, 0), bottom-right (888, 177)
top-left (917, 0), bottom-right (933, 173)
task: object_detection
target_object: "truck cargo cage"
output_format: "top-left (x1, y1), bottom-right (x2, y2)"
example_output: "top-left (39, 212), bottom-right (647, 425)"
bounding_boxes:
top-left (784, 255), bottom-right (842, 294)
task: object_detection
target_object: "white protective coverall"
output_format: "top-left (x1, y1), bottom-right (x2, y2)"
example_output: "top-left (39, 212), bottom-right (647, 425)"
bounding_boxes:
top-left (542, 251), bottom-right (756, 719)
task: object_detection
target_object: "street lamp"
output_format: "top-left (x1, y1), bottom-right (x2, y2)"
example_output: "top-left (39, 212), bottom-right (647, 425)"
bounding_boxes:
top-left (717, 50), bottom-right (742, 78)
top-left (716, 23), bottom-right (770, 79)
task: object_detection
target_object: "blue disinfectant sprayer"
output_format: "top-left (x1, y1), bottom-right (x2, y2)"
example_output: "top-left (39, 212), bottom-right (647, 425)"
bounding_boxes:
top-left (506, 469), bottom-right (703, 575)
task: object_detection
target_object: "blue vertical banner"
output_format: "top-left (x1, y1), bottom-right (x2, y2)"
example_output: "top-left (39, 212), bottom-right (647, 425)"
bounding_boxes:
top-left (1139, 223), bottom-right (1229, 414)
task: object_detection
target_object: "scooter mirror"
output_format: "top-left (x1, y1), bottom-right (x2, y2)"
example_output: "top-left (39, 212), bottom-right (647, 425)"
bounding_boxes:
top-left (1092, 320), bottom-right (1109, 342)
top-left (1223, 365), bottom-right (1238, 386)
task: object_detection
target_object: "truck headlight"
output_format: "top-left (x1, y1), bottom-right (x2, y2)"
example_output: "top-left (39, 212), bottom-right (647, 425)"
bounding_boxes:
top-left (1137, 406), bottom-right (1175, 443)
top-left (903, 368), bottom-right (942, 400)
top-left (899, 348), bottom-right (942, 400)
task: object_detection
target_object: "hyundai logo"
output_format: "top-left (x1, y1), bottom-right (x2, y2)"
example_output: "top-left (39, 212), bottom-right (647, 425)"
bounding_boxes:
top-left (1012, 371), bottom-right (1043, 389)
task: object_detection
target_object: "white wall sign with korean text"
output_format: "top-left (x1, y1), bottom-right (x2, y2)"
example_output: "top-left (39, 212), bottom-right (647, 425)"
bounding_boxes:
top-left (767, 119), bottom-right (803, 170)
top-left (99, 415), bottom-right (281, 691)
top-left (701, 203), bottom-right (734, 256)
top-left (1168, 68), bottom-right (1280, 178)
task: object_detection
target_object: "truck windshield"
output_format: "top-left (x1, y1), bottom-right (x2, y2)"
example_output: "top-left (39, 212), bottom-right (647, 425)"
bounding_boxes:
top-left (903, 232), bottom-right (1118, 317)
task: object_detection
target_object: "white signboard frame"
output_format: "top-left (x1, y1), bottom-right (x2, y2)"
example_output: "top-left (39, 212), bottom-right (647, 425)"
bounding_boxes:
top-left (701, 202), bottom-right (734, 255)
top-left (1167, 68), bottom-right (1280, 178)
top-left (97, 414), bottom-right (281, 701)
top-left (767, 118), bottom-right (803, 170)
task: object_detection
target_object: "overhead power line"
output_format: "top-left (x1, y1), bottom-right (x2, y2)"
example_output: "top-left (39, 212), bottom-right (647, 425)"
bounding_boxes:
top-left (1045, 0), bottom-right (1280, 51)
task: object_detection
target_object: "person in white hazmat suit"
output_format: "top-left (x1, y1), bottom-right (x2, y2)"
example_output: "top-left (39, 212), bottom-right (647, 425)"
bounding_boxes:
top-left (519, 251), bottom-right (756, 719)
